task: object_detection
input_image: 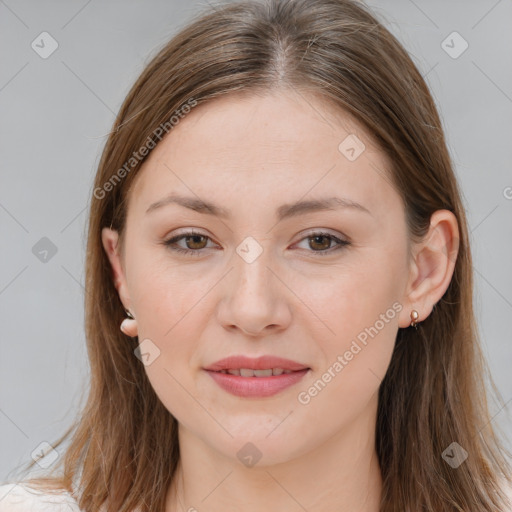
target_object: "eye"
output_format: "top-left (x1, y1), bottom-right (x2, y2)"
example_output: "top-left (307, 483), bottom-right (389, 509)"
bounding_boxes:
top-left (293, 231), bottom-right (350, 256)
top-left (162, 230), bottom-right (218, 257)
top-left (162, 230), bottom-right (350, 257)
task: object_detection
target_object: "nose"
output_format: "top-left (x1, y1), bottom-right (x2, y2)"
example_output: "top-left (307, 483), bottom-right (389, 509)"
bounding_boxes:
top-left (217, 244), bottom-right (292, 337)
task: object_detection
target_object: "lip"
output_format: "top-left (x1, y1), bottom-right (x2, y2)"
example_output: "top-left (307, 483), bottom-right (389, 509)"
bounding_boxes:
top-left (203, 355), bottom-right (311, 398)
top-left (203, 355), bottom-right (309, 372)
top-left (205, 368), bottom-right (310, 398)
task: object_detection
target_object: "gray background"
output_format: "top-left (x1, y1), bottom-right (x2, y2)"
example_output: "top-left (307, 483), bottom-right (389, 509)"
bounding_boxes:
top-left (1, 0), bottom-right (511, 482)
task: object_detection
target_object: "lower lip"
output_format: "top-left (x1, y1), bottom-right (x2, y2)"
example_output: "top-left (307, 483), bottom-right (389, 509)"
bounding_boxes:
top-left (204, 369), bottom-right (310, 398)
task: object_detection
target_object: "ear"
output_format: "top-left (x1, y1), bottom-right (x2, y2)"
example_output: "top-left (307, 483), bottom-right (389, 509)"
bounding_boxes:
top-left (398, 209), bottom-right (460, 328)
top-left (101, 227), bottom-right (133, 316)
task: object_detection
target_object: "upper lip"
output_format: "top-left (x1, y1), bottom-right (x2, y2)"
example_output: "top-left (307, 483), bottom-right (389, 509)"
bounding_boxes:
top-left (204, 355), bottom-right (309, 372)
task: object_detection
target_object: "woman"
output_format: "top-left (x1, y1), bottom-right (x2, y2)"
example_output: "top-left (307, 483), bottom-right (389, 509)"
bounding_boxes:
top-left (1, 0), bottom-right (511, 510)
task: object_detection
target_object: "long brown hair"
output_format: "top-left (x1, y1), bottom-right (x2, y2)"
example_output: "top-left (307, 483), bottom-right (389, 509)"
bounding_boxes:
top-left (7, 0), bottom-right (511, 510)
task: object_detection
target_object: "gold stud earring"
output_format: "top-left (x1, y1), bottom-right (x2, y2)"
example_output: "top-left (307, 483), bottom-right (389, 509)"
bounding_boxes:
top-left (410, 309), bottom-right (419, 329)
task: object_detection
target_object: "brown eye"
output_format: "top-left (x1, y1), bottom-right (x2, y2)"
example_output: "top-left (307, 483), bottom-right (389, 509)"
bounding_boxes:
top-left (184, 234), bottom-right (208, 250)
top-left (295, 231), bottom-right (350, 256)
top-left (163, 231), bottom-right (216, 256)
top-left (308, 234), bottom-right (332, 251)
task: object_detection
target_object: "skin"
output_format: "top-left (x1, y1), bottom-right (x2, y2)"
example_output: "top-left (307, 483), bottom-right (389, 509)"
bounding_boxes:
top-left (102, 88), bottom-right (459, 512)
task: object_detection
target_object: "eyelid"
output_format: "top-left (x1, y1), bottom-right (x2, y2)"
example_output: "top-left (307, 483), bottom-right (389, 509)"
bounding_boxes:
top-left (296, 228), bottom-right (349, 242)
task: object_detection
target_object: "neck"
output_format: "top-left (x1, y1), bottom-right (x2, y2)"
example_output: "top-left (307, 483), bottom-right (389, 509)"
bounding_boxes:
top-left (166, 396), bottom-right (382, 512)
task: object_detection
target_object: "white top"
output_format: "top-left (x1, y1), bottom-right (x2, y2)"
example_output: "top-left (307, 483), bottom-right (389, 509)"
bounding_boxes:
top-left (1, 480), bottom-right (511, 511)
top-left (0, 483), bottom-right (82, 511)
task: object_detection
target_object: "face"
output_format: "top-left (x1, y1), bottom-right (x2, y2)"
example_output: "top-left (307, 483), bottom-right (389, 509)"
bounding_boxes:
top-left (102, 88), bottom-right (414, 465)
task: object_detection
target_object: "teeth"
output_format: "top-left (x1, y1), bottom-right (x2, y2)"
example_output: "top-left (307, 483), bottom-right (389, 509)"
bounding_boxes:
top-left (253, 369), bottom-right (273, 377)
top-left (217, 368), bottom-right (295, 377)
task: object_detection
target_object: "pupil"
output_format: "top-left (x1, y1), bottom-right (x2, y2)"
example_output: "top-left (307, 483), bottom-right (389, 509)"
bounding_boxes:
top-left (311, 235), bottom-right (330, 250)
top-left (188, 235), bottom-right (206, 249)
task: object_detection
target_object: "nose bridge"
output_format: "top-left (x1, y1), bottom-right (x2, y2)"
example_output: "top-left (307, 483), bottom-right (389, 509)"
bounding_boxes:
top-left (232, 235), bottom-right (273, 296)
top-left (218, 234), bottom-right (290, 335)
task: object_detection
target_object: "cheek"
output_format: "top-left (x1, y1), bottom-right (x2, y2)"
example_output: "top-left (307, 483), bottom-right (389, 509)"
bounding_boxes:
top-left (301, 251), bottom-right (402, 342)
top-left (128, 244), bottom-right (204, 333)
top-left (296, 302), bottom-right (398, 431)
top-left (127, 255), bottom-right (217, 409)
top-left (125, 260), bottom-right (192, 361)
top-left (297, 255), bottom-right (402, 408)
top-left (133, 284), bottom-right (203, 422)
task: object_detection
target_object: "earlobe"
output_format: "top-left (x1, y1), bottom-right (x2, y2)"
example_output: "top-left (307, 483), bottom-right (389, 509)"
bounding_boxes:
top-left (401, 209), bottom-right (459, 327)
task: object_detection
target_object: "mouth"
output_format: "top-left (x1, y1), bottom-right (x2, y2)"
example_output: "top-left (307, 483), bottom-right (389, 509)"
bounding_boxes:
top-left (210, 367), bottom-right (304, 377)
top-left (203, 355), bottom-right (311, 397)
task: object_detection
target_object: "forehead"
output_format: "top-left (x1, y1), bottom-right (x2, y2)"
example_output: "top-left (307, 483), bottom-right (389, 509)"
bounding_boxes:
top-left (128, 89), bottom-right (399, 221)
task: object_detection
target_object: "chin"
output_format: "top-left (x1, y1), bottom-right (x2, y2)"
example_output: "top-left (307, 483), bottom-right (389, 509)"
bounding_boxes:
top-left (197, 424), bottom-right (314, 469)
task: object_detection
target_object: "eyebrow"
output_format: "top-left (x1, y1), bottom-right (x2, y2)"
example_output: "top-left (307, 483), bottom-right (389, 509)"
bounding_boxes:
top-left (145, 193), bottom-right (372, 220)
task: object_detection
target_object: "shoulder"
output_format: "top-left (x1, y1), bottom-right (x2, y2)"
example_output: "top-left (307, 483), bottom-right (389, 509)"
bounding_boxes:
top-left (0, 482), bottom-right (82, 512)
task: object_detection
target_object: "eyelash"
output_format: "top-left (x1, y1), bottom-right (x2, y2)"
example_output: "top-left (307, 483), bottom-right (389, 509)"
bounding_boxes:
top-left (162, 230), bottom-right (350, 257)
